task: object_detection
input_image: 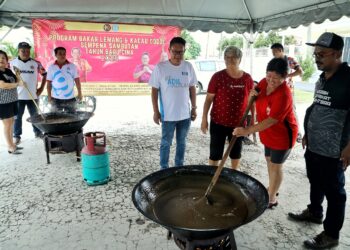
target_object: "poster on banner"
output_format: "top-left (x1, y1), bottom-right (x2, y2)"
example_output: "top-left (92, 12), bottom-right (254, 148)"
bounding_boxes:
top-left (32, 19), bottom-right (181, 95)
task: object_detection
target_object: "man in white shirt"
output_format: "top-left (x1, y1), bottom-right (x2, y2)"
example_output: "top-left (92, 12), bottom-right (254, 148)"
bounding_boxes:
top-left (46, 47), bottom-right (82, 112)
top-left (10, 42), bottom-right (47, 144)
top-left (149, 37), bottom-right (197, 169)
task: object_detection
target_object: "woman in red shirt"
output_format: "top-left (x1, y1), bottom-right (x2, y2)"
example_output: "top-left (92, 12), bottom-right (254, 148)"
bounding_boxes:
top-left (234, 58), bottom-right (298, 208)
top-left (201, 46), bottom-right (254, 170)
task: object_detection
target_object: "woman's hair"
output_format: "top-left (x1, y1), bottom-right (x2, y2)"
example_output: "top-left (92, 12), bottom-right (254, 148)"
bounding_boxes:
top-left (224, 46), bottom-right (242, 59)
top-left (266, 58), bottom-right (288, 77)
top-left (0, 50), bottom-right (9, 61)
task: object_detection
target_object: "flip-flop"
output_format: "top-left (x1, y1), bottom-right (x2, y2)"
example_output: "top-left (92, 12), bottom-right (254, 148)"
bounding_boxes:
top-left (16, 146), bottom-right (23, 150)
top-left (268, 201), bottom-right (278, 209)
top-left (8, 148), bottom-right (22, 154)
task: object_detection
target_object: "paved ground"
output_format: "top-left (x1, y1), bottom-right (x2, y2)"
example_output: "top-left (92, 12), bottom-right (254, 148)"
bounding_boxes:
top-left (0, 95), bottom-right (349, 250)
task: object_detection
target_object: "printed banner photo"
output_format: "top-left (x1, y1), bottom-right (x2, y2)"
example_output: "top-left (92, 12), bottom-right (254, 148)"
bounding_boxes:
top-left (32, 19), bottom-right (181, 95)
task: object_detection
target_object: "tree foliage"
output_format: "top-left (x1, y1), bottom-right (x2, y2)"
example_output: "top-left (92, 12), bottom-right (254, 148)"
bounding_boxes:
top-left (181, 30), bottom-right (201, 60)
top-left (253, 31), bottom-right (297, 48)
top-left (253, 31), bottom-right (282, 48)
top-left (297, 55), bottom-right (316, 81)
top-left (217, 35), bottom-right (243, 54)
top-left (1, 42), bottom-right (17, 59)
top-left (285, 35), bottom-right (297, 45)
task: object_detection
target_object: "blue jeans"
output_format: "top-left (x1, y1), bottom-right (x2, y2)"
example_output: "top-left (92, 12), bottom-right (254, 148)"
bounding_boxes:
top-left (160, 118), bottom-right (191, 169)
top-left (13, 100), bottom-right (41, 138)
top-left (305, 149), bottom-right (346, 239)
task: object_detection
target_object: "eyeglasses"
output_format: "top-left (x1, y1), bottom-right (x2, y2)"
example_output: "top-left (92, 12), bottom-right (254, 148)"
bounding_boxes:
top-left (224, 56), bottom-right (239, 60)
top-left (171, 50), bottom-right (185, 56)
top-left (312, 51), bottom-right (334, 59)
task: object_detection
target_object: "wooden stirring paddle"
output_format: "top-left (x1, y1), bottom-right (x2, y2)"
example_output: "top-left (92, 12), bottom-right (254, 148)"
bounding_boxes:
top-left (204, 88), bottom-right (260, 205)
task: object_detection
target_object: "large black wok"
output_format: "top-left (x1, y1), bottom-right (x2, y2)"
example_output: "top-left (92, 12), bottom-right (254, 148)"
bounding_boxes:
top-left (27, 111), bottom-right (93, 134)
top-left (132, 165), bottom-right (268, 240)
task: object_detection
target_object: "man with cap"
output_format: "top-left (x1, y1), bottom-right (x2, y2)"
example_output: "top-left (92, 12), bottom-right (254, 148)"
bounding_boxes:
top-left (288, 32), bottom-right (350, 249)
top-left (10, 42), bottom-right (47, 144)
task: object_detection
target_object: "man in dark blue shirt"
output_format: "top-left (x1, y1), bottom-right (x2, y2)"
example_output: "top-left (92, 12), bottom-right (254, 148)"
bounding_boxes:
top-left (288, 32), bottom-right (350, 249)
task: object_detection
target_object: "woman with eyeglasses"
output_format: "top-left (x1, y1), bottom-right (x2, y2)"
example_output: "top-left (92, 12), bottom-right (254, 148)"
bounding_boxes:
top-left (201, 46), bottom-right (254, 170)
top-left (0, 50), bottom-right (24, 154)
top-left (233, 57), bottom-right (298, 208)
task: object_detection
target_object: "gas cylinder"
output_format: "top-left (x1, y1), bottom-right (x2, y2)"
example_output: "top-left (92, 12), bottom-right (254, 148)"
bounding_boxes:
top-left (81, 132), bottom-right (110, 185)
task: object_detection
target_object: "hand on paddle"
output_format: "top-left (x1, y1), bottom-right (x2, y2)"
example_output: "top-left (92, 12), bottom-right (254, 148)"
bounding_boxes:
top-left (233, 127), bottom-right (249, 137)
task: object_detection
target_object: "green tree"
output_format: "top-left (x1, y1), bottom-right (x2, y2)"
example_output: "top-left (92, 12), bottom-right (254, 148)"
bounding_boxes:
top-left (217, 35), bottom-right (243, 52)
top-left (297, 55), bottom-right (316, 81)
top-left (253, 34), bottom-right (270, 48)
top-left (285, 35), bottom-right (297, 45)
top-left (253, 31), bottom-right (282, 48)
top-left (1, 42), bottom-right (17, 59)
top-left (267, 31), bottom-right (282, 45)
top-left (181, 30), bottom-right (201, 60)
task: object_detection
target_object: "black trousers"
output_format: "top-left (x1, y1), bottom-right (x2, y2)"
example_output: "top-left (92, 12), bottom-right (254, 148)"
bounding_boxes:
top-left (305, 149), bottom-right (346, 239)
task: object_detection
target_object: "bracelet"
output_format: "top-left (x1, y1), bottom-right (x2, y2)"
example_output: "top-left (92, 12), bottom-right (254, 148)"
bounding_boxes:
top-left (191, 106), bottom-right (197, 110)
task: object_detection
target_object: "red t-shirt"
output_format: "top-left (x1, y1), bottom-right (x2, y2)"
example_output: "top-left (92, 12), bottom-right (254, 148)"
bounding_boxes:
top-left (208, 70), bottom-right (254, 127)
top-left (256, 78), bottom-right (298, 150)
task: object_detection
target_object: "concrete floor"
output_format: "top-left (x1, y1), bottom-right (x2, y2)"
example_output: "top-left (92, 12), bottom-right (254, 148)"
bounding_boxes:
top-left (0, 96), bottom-right (349, 250)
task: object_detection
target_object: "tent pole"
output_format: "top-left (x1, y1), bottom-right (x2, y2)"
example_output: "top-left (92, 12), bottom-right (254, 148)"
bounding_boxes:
top-left (0, 17), bottom-right (22, 42)
top-left (249, 26), bottom-right (254, 78)
top-left (243, 26), bottom-right (257, 80)
top-left (0, 0), bottom-right (8, 9)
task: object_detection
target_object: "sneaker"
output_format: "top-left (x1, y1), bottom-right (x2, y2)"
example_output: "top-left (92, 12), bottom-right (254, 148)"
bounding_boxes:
top-left (13, 137), bottom-right (21, 145)
top-left (288, 208), bottom-right (323, 224)
top-left (304, 231), bottom-right (339, 249)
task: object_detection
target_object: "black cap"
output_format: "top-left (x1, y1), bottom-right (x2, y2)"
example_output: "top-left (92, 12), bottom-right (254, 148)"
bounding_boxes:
top-left (306, 32), bottom-right (344, 51)
top-left (18, 42), bottom-right (31, 49)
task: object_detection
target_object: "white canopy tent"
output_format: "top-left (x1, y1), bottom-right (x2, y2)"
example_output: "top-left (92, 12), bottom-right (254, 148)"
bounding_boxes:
top-left (1, 0), bottom-right (349, 80)
top-left (1, 0), bottom-right (350, 33)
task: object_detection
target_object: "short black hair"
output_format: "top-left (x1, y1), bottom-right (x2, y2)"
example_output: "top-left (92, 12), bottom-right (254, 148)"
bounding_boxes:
top-left (266, 58), bottom-right (288, 77)
top-left (169, 37), bottom-right (186, 47)
top-left (0, 50), bottom-right (8, 61)
top-left (54, 47), bottom-right (66, 55)
top-left (270, 43), bottom-right (284, 51)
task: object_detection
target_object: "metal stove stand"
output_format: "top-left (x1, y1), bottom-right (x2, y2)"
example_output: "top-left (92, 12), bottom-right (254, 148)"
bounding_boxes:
top-left (168, 230), bottom-right (237, 250)
top-left (43, 130), bottom-right (84, 164)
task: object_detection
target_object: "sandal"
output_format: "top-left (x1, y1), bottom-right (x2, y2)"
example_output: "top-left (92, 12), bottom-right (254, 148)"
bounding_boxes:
top-left (8, 146), bottom-right (23, 154)
top-left (8, 148), bottom-right (22, 154)
top-left (268, 201), bottom-right (278, 209)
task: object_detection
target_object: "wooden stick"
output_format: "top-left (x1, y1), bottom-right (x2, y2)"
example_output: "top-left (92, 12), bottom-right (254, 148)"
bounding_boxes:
top-left (204, 89), bottom-right (259, 202)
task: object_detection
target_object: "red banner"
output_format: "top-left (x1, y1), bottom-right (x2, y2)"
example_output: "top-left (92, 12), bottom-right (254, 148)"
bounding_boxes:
top-left (32, 19), bottom-right (181, 95)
